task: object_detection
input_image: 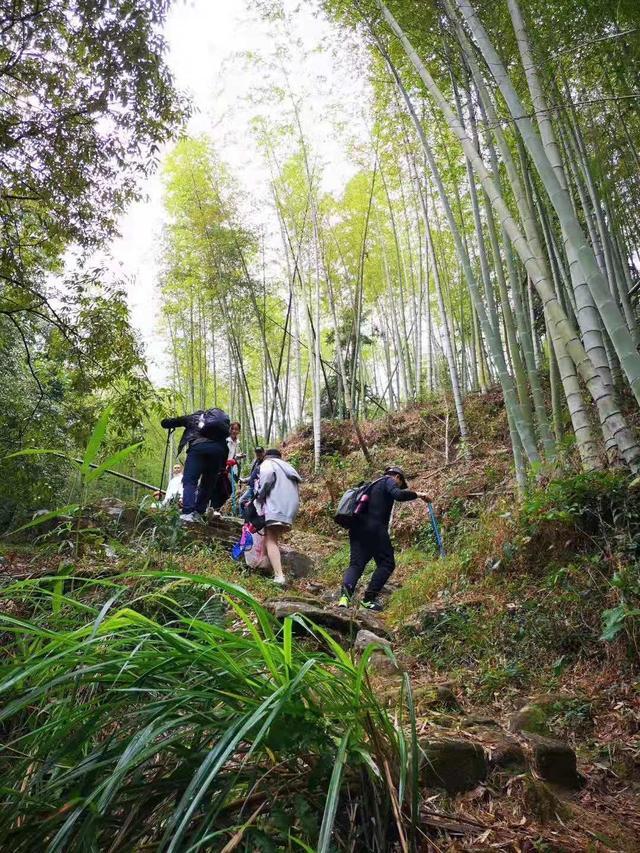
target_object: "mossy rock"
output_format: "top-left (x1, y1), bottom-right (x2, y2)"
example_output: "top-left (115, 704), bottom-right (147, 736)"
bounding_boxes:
top-left (524, 733), bottom-right (581, 789)
top-left (487, 739), bottom-right (527, 773)
top-left (508, 703), bottom-right (551, 736)
top-left (421, 738), bottom-right (487, 793)
top-left (413, 684), bottom-right (462, 713)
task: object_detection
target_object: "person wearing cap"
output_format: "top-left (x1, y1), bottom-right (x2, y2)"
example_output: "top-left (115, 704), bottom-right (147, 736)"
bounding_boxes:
top-left (338, 466), bottom-right (430, 611)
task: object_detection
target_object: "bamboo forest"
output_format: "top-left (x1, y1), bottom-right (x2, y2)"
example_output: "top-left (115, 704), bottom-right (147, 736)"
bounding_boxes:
top-left (2, 0), bottom-right (640, 850)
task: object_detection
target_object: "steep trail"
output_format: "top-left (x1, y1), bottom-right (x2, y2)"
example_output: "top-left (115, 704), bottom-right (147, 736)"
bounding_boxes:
top-left (184, 501), bottom-right (640, 850)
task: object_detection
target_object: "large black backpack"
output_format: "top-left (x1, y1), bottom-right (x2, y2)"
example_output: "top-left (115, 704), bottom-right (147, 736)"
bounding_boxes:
top-left (196, 408), bottom-right (230, 441)
top-left (334, 478), bottom-right (383, 529)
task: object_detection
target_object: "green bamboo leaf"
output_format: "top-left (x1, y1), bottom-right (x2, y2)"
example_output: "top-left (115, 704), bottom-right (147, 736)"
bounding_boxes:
top-left (81, 405), bottom-right (113, 475)
top-left (4, 448), bottom-right (71, 462)
top-left (85, 441), bottom-right (143, 484)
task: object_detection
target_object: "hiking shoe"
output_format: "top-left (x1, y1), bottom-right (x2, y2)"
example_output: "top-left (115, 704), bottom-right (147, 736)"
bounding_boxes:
top-left (360, 598), bottom-right (383, 612)
top-left (272, 576), bottom-right (286, 587)
top-left (180, 512), bottom-right (203, 523)
top-left (337, 594), bottom-right (350, 608)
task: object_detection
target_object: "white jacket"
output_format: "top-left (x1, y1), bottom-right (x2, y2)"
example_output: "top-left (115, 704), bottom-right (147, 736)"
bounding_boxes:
top-left (162, 474), bottom-right (183, 505)
top-left (255, 458), bottom-right (302, 526)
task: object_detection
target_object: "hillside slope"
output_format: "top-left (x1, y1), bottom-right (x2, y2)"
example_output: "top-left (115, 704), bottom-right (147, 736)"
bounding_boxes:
top-left (2, 392), bottom-right (640, 849)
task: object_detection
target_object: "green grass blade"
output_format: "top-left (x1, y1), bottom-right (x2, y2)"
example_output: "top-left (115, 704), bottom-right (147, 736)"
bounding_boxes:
top-left (5, 504), bottom-right (80, 536)
top-left (283, 616), bottom-right (293, 670)
top-left (403, 672), bottom-right (419, 851)
top-left (317, 728), bottom-right (351, 853)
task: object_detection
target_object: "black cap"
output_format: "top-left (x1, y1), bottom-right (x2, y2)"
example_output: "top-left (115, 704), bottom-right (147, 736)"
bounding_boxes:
top-left (384, 466), bottom-right (408, 488)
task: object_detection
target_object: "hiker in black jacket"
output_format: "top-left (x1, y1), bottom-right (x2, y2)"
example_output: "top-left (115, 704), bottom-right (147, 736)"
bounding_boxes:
top-left (160, 408), bottom-right (230, 522)
top-left (338, 466), bottom-right (430, 611)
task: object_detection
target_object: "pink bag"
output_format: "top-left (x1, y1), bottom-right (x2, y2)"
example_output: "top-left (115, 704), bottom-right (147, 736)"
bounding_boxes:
top-left (244, 529), bottom-right (271, 570)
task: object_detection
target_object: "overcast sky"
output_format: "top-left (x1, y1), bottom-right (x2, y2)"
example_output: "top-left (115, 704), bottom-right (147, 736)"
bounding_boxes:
top-left (110, 0), bottom-right (370, 384)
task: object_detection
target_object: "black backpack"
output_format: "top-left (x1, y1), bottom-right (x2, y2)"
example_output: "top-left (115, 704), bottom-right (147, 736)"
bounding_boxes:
top-left (196, 408), bottom-right (230, 441)
top-left (334, 478), bottom-right (383, 529)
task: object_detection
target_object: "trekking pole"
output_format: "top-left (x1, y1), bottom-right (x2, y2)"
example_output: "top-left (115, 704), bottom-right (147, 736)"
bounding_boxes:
top-left (158, 429), bottom-right (173, 498)
top-left (428, 502), bottom-right (445, 558)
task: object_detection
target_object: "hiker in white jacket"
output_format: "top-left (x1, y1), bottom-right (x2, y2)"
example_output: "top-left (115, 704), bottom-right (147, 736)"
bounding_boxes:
top-left (254, 448), bottom-right (302, 586)
top-left (161, 464), bottom-right (184, 506)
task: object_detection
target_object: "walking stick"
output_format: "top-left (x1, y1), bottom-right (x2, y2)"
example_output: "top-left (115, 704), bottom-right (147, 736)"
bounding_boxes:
top-left (159, 429), bottom-right (173, 497)
top-left (428, 502), bottom-right (445, 558)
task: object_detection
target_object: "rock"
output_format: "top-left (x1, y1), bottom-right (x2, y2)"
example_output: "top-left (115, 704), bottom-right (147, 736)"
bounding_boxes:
top-left (421, 738), bottom-right (488, 793)
top-left (97, 497), bottom-right (125, 519)
top-left (413, 684), bottom-right (462, 712)
top-left (433, 686), bottom-right (461, 711)
top-left (353, 629), bottom-right (392, 653)
top-left (486, 739), bottom-right (527, 772)
top-left (280, 548), bottom-right (315, 578)
top-left (368, 650), bottom-right (403, 676)
top-left (508, 703), bottom-right (551, 736)
top-left (524, 734), bottom-right (581, 788)
top-left (268, 600), bottom-right (390, 641)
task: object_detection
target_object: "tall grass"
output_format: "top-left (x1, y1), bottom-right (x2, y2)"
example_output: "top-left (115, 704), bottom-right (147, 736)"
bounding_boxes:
top-left (0, 572), bottom-right (419, 851)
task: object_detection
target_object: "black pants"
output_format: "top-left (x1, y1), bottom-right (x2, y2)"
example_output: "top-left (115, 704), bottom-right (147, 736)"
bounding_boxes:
top-left (342, 523), bottom-right (395, 599)
top-left (182, 441), bottom-right (227, 515)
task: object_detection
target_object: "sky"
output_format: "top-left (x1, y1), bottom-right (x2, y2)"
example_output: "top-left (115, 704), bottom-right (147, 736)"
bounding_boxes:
top-left (110, 0), bottom-right (371, 384)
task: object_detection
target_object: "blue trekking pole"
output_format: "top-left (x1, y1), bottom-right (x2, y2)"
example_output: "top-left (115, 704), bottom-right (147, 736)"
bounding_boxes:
top-left (428, 502), bottom-right (445, 558)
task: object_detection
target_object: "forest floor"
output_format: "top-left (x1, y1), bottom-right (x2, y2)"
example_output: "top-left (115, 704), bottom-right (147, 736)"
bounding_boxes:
top-left (2, 392), bottom-right (640, 850)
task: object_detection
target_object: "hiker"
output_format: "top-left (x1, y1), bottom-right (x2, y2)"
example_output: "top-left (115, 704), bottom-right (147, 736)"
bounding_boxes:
top-left (254, 448), bottom-right (302, 586)
top-left (226, 421), bottom-right (245, 514)
top-left (161, 463), bottom-right (183, 507)
top-left (338, 466), bottom-right (430, 611)
top-left (226, 421), bottom-right (245, 465)
top-left (239, 446), bottom-right (265, 518)
top-left (160, 407), bottom-right (230, 522)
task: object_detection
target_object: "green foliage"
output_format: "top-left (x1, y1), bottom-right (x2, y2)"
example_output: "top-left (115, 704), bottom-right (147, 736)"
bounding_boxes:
top-left (0, 284), bottom-right (158, 528)
top-left (1, 0), bottom-right (187, 304)
top-left (0, 571), bottom-right (418, 851)
top-left (600, 567), bottom-right (640, 651)
top-left (389, 469), bottom-right (640, 688)
top-left (0, 0), bottom-right (183, 527)
top-left (4, 407), bottom-right (141, 542)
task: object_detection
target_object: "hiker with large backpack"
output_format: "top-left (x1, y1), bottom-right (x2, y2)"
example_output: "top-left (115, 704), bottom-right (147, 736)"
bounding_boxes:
top-left (336, 466), bottom-right (430, 611)
top-left (160, 407), bottom-right (231, 523)
top-left (254, 448), bottom-right (302, 586)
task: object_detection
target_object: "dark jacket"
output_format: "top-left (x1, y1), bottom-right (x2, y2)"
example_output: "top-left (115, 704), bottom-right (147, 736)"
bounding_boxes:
top-left (247, 458), bottom-right (262, 490)
top-left (360, 475), bottom-right (418, 528)
top-left (161, 409), bottom-right (230, 454)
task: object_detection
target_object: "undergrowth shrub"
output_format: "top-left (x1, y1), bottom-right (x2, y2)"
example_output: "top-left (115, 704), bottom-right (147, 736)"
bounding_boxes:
top-left (396, 564), bottom-right (613, 696)
top-left (389, 472), bottom-right (640, 682)
top-left (0, 571), bottom-right (420, 852)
